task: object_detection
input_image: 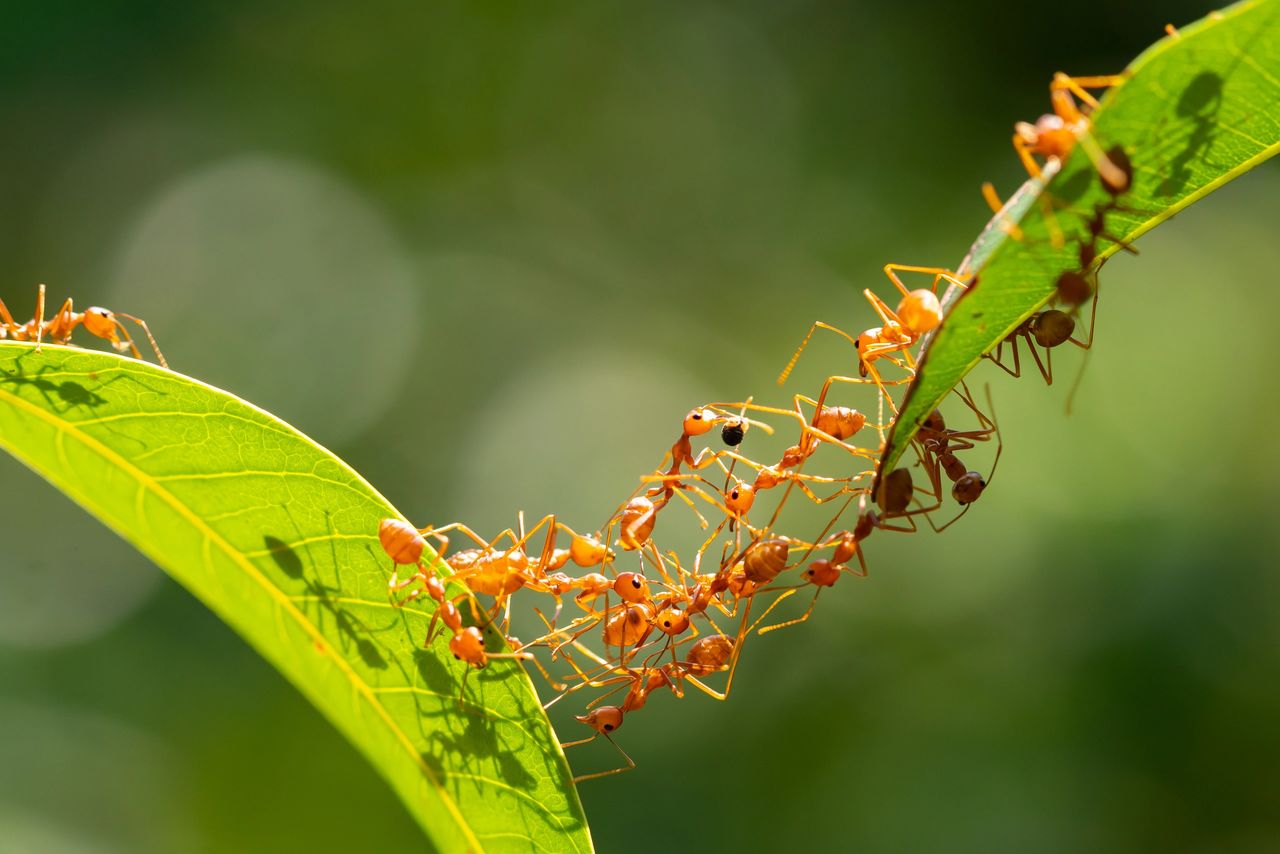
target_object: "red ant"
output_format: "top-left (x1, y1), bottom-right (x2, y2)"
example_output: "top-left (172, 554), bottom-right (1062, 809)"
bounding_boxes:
top-left (1012, 72), bottom-right (1130, 193)
top-left (375, 518), bottom-right (534, 698)
top-left (0, 284), bottom-right (168, 368)
top-left (778, 264), bottom-right (967, 425)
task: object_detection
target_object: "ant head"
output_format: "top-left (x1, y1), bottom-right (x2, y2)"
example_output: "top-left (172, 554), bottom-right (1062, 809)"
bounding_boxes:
top-left (1031, 310), bottom-right (1076, 348)
top-left (448, 626), bottom-right (487, 667)
top-left (877, 468), bottom-right (914, 514)
top-left (613, 572), bottom-right (650, 603)
top-left (855, 327), bottom-right (881, 375)
top-left (1055, 270), bottom-right (1093, 308)
top-left (683, 407), bottom-right (717, 437)
top-left (577, 706), bottom-right (625, 734)
top-left (952, 471), bottom-right (987, 505)
top-left (725, 481), bottom-right (755, 516)
top-left (82, 307), bottom-right (120, 341)
top-left (721, 419), bottom-right (746, 447)
top-left (654, 607), bottom-right (690, 636)
top-left (804, 560), bottom-right (841, 588)
top-left (896, 289), bottom-right (943, 337)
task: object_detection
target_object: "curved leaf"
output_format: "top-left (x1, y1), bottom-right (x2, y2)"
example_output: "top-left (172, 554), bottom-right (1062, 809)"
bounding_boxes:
top-left (879, 0), bottom-right (1280, 479)
top-left (0, 343), bottom-right (592, 854)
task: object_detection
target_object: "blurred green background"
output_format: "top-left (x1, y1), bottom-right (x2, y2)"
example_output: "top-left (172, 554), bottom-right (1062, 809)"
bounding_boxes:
top-left (2, 1), bottom-right (1278, 851)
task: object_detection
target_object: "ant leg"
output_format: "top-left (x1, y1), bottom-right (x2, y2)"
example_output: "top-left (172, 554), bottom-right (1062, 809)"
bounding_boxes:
top-left (1078, 132), bottom-right (1129, 192)
top-left (34, 285), bottom-right (47, 350)
top-left (102, 317), bottom-right (145, 361)
top-left (927, 503), bottom-right (972, 534)
top-left (523, 653), bottom-right (567, 694)
top-left (0, 298), bottom-right (21, 336)
top-left (861, 288), bottom-right (902, 329)
top-left (387, 566), bottom-right (424, 593)
top-left (116, 313), bottom-right (168, 368)
top-left (423, 522), bottom-right (491, 550)
top-left (859, 358), bottom-right (904, 419)
top-left (1037, 194), bottom-right (1067, 249)
top-left (1070, 281), bottom-right (1100, 351)
top-left (758, 589), bottom-right (822, 635)
top-left (952, 380), bottom-right (999, 433)
top-left (746, 587), bottom-right (800, 633)
top-left (1012, 134), bottom-right (1045, 179)
top-left (1063, 284), bottom-right (1102, 415)
top-left (777, 321), bottom-right (860, 386)
top-left (1051, 72), bottom-right (1127, 110)
top-left (986, 335), bottom-right (1023, 378)
top-left (883, 263), bottom-right (968, 296)
top-left (982, 182), bottom-right (1025, 241)
top-left (570, 734), bottom-right (636, 784)
top-left (1033, 341), bottom-right (1054, 385)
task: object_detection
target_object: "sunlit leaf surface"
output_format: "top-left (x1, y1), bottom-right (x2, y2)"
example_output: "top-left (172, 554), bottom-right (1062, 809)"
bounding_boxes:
top-left (0, 343), bottom-right (592, 854)
top-left (879, 0), bottom-right (1280, 479)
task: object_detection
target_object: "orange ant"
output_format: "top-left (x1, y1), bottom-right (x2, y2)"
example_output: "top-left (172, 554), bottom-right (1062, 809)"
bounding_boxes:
top-left (778, 264), bottom-right (967, 425)
top-left (557, 630), bottom-right (738, 782)
top-left (0, 284), bottom-right (169, 368)
top-left (375, 518), bottom-right (533, 698)
top-left (749, 557), bottom-right (856, 636)
top-left (1012, 72), bottom-right (1130, 193)
top-left (561, 706), bottom-right (636, 783)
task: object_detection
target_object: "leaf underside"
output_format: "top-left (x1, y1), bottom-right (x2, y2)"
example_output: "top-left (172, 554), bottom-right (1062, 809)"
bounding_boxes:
top-left (878, 0), bottom-right (1280, 479)
top-left (0, 344), bottom-right (592, 854)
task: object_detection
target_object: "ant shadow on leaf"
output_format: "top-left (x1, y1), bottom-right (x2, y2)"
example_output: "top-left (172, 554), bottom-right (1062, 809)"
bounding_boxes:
top-left (1158, 71), bottom-right (1225, 197)
top-left (410, 676), bottom-right (539, 796)
top-left (0, 359), bottom-right (116, 415)
top-left (398, 636), bottom-right (572, 809)
top-left (264, 530), bottom-right (392, 671)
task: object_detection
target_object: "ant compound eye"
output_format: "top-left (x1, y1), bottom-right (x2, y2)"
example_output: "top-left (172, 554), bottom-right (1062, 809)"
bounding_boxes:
top-left (631, 577), bottom-right (642, 589)
top-left (603, 723), bottom-right (614, 731)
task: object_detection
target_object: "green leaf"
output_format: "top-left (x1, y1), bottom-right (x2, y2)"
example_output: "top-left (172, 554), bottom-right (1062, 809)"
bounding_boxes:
top-left (878, 0), bottom-right (1280, 480)
top-left (0, 343), bottom-right (593, 854)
